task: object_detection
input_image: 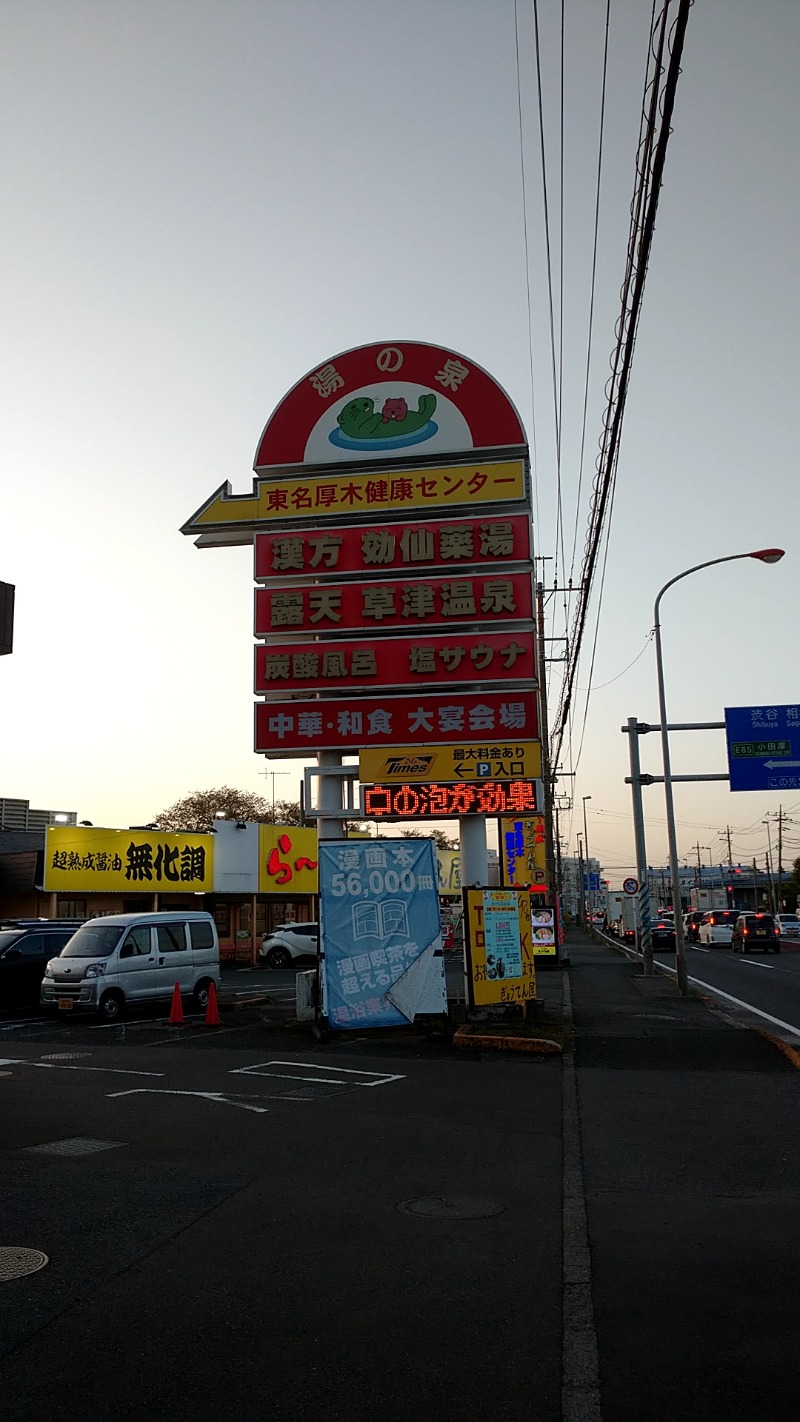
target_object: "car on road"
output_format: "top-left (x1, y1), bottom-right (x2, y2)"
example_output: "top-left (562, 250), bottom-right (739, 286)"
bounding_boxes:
top-left (683, 910), bottom-right (706, 944)
top-left (259, 922), bottom-right (319, 969)
top-left (651, 915), bottom-right (676, 951)
top-left (697, 909), bottom-right (740, 947)
top-left (0, 919), bottom-right (83, 1010)
top-left (731, 913), bottom-right (780, 954)
top-left (776, 913), bottom-right (800, 939)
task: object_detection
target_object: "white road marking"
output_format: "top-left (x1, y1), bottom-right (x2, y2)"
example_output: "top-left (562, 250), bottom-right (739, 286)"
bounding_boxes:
top-left (231, 1059), bottom-right (405, 1087)
top-left (0, 1019), bottom-right (49, 1031)
top-left (107, 1088), bottom-right (268, 1114)
top-left (655, 963), bottom-right (800, 1039)
top-left (0, 1058), bottom-right (163, 1077)
top-left (737, 959), bottom-right (776, 970)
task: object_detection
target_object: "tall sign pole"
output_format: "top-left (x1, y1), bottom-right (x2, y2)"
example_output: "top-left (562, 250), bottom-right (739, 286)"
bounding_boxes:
top-left (182, 340), bottom-right (536, 867)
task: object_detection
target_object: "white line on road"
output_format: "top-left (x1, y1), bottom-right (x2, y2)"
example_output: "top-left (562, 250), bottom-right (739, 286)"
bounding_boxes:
top-left (0, 1058), bottom-right (164, 1077)
top-left (737, 959), bottom-right (776, 970)
top-left (231, 1060), bottom-right (405, 1087)
top-left (0, 1019), bottom-right (49, 1031)
top-left (655, 964), bottom-right (800, 1039)
top-left (107, 1088), bottom-right (268, 1114)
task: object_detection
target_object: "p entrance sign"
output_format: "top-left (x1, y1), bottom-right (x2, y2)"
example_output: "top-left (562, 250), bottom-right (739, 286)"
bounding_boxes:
top-left (725, 704), bottom-right (800, 791)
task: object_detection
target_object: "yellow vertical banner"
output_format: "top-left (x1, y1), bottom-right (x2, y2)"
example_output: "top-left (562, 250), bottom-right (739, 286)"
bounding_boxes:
top-left (463, 888), bottom-right (536, 1007)
top-left (499, 816), bottom-right (547, 888)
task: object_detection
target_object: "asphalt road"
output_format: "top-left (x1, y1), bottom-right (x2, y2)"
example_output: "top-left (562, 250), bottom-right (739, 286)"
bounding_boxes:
top-left (660, 941), bottom-right (800, 1038)
top-left (0, 1030), bottom-right (563, 1422)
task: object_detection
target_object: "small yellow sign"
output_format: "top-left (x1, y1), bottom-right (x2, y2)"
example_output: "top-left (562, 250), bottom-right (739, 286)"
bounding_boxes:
top-left (258, 824), bottom-right (319, 894)
top-left (359, 741), bottom-right (542, 784)
top-left (464, 888), bottom-right (536, 1006)
top-left (500, 815), bottom-right (547, 890)
top-left (44, 826), bottom-right (214, 894)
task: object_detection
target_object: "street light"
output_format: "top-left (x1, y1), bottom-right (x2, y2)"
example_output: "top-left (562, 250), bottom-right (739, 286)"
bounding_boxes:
top-left (582, 796), bottom-right (592, 913)
top-left (577, 832), bottom-right (586, 924)
top-left (654, 547), bottom-right (785, 994)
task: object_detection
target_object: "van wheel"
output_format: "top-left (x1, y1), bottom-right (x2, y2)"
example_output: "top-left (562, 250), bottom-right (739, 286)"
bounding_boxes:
top-left (98, 990), bottom-right (125, 1022)
top-left (193, 980), bottom-right (211, 1010)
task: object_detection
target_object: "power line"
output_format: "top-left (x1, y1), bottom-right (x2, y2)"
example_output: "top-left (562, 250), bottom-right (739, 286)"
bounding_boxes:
top-left (550, 0), bottom-right (693, 779)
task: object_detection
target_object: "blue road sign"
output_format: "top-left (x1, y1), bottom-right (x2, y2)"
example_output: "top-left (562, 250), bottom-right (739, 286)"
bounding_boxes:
top-left (725, 704), bottom-right (800, 791)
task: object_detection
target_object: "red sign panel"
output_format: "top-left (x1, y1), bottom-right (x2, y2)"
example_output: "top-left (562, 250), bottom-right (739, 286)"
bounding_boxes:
top-left (255, 571), bottom-right (533, 637)
top-left (254, 514), bottom-right (531, 582)
top-left (255, 691), bottom-right (539, 756)
top-left (255, 631), bottom-right (536, 694)
top-left (254, 340), bottom-right (526, 469)
top-left (362, 781), bottom-right (540, 819)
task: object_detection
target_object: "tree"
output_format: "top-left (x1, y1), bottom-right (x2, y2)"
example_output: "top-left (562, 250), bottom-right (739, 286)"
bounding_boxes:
top-left (400, 827), bottom-right (458, 851)
top-left (153, 787), bottom-right (301, 832)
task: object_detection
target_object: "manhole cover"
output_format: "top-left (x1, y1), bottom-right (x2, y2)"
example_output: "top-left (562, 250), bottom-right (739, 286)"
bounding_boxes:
top-left (0, 1248), bottom-right (49, 1282)
top-left (26, 1138), bottom-right (126, 1157)
top-left (278, 1084), bottom-right (356, 1100)
top-left (397, 1196), bottom-right (505, 1219)
top-left (41, 1053), bottom-right (89, 1061)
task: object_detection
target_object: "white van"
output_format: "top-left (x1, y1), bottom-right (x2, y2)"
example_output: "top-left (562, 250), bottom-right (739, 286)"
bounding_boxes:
top-left (40, 911), bottom-right (220, 1022)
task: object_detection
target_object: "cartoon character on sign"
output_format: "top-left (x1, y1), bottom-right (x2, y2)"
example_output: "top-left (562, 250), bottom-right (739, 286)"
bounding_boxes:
top-left (330, 393), bottom-right (438, 452)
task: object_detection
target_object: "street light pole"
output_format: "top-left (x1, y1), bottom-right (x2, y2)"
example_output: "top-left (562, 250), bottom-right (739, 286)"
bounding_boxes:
top-left (582, 795), bottom-right (592, 914)
top-left (654, 547), bottom-right (784, 995)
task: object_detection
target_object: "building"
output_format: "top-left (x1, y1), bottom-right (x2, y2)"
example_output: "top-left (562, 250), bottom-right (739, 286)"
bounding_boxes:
top-left (561, 855), bottom-right (602, 920)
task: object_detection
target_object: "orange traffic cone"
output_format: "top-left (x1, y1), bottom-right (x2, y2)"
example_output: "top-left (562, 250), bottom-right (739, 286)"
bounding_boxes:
top-left (204, 980), bottom-right (221, 1027)
top-left (168, 981), bottom-right (184, 1025)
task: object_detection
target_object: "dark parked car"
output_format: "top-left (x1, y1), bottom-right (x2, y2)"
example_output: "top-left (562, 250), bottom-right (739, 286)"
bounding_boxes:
top-left (651, 916), bottom-right (676, 951)
top-left (0, 919), bottom-right (82, 1009)
top-left (731, 913), bottom-right (780, 954)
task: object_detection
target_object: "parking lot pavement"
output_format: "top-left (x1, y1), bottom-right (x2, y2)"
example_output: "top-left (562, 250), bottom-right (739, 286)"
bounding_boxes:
top-left (0, 1033), bottom-right (563, 1422)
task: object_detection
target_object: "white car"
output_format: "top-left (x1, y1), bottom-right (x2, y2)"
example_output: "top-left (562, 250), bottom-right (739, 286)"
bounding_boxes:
top-left (776, 914), bottom-right (800, 939)
top-left (697, 909), bottom-right (740, 946)
top-left (259, 922), bottom-right (319, 968)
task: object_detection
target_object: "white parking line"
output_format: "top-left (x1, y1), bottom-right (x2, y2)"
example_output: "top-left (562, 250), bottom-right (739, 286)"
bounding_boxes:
top-left (231, 1059), bottom-right (405, 1087)
top-left (107, 1088), bottom-right (268, 1114)
top-left (0, 1058), bottom-right (164, 1077)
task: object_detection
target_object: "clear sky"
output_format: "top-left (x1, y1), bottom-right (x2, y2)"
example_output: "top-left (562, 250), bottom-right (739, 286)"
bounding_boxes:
top-left (1, 1), bottom-right (797, 883)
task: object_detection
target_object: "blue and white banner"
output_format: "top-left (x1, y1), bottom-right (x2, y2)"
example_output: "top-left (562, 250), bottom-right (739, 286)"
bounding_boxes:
top-left (319, 838), bottom-right (445, 1031)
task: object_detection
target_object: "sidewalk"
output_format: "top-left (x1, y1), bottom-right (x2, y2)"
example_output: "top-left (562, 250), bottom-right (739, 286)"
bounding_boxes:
top-left (567, 931), bottom-right (800, 1420)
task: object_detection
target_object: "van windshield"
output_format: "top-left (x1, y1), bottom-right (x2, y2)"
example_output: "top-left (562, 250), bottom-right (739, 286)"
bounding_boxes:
top-left (61, 923), bottom-right (125, 958)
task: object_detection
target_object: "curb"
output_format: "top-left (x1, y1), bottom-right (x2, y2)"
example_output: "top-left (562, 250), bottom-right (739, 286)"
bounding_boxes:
top-left (452, 1026), bottom-right (563, 1055)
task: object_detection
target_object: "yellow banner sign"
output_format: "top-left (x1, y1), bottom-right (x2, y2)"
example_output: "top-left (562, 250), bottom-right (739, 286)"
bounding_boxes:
top-left (359, 741), bottom-right (542, 784)
top-left (183, 460), bottom-right (526, 542)
top-left (464, 888), bottom-right (536, 1006)
top-left (258, 824), bottom-right (319, 894)
top-left (44, 826), bottom-right (214, 894)
top-left (500, 816), bottom-right (547, 890)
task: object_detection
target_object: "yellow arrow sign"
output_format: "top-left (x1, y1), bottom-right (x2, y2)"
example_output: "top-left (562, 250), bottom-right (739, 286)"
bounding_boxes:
top-left (182, 460), bottom-right (527, 547)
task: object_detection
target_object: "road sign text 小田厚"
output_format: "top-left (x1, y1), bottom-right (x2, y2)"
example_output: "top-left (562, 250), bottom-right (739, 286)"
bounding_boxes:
top-left (725, 705), bottom-right (800, 791)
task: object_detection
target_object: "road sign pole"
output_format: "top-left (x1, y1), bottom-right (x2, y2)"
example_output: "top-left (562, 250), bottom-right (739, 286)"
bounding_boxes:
top-left (626, 718), bottom-right (653, 974)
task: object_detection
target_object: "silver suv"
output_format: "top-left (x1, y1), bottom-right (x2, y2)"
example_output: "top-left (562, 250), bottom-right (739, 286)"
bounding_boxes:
top-left (259, 922), bottom-right (319, 969)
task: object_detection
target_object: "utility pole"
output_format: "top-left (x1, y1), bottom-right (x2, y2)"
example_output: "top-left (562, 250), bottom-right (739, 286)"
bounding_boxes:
top-left (725, 825), bottom-right (733, 868)
top-left (536, 582), bottom-right (557, 917)
top-left (752, 857), bottom-right (759, 911)
top-left (777, 807), bottom-right (784, 909)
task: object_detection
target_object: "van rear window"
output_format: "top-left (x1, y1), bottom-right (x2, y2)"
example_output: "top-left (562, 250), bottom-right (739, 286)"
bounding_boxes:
top-left (190, 921), bottom-right (214, 951)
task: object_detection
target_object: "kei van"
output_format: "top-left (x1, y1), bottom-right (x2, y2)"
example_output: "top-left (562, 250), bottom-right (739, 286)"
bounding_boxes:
top-left (40, 911), bottom-right (220, 1022)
